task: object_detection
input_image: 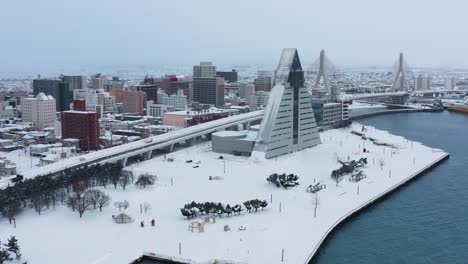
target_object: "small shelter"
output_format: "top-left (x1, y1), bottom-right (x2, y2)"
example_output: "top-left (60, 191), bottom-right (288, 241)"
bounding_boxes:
top-left (114, 213), bottom-right (134, 224)
top-left (189, 221), bottom-right (205, 233)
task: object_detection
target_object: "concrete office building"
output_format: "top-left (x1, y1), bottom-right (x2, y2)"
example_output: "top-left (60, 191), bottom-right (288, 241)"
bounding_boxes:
top-left (193, 77), bottom-right (225, 107)
top-left (97, 92), bottom-right (116, 112)
top-left (132, 85), bottom-right (158, 103)
top-left (91, 74), bottom-right (106, 89)
top-left (106, 77), bottom-right (125, 103)
top-left (224, 82), bottom-right (241, 96)
top-left (145, 75), bottom-right (177, 95)
top-left (193, 62), bottom-right (216, 78)
top-left (254, 48), bottom-right (320, 159)
top-left (216, 69), bottom-right (238, 83)
top-left (32, 78), bottom-right (70, 111)
top-left (73, 88), bottom-right (99, 105)
top-left (0, 104), bottom-right (14, 119)
top-left (160, 90), bottom-right (187, 109)
top-left (415, 75), bottom-right (432, 91)
top-left (62, 75), bottom-right (87, 91)
top-left (311, 99), bottom-right (343, 130)
top-left (22, 93), bottom-right (56, 131)
top-left (162, 108), bottom-right (237, 128)
top-left (72, 88), bottom-right (114, 113)
top-left (254, 76), bottom-right (272, 92)
top-left (146, 102), bottom-right (171, 118)
top-left (445, 77), bottom-right (456, 90)
top-left (250, 91), bottom-right (269, 110)
top-left (122, 90), bottom-right (145, 115)
top-left (239, 83), bottom-right (255, 99)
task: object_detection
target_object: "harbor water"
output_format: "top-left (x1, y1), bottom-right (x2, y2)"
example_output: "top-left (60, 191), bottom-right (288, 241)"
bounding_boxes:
top-left (311, 111), bottom-right (468, 264)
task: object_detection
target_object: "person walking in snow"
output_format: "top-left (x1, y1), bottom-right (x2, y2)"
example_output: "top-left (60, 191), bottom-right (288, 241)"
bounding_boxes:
top-left (151, 219), bottom-right (155, 226)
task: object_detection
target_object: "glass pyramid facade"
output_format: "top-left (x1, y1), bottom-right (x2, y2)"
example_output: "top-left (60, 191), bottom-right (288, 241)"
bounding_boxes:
top-left (254, 48), bottom-right (321, 159)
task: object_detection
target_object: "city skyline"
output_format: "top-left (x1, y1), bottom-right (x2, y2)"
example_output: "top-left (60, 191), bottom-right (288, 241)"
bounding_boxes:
top-left (1, 0), bottom-right (468, 74)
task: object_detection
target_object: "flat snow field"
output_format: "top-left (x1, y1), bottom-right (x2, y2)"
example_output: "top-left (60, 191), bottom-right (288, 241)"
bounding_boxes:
top-left (0, 123), bottom-right (448, 264)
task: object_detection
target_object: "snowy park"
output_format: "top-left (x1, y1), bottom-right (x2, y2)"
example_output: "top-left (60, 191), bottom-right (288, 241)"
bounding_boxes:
top-left (0, 123), bottom-right (448, 264)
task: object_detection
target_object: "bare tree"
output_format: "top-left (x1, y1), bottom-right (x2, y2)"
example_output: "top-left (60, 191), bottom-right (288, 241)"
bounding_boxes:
top-left (109, 173), bottom-right (120, 189)
top-left (85, 189), bottom-right (110, 211)
top-left (76, 193), bottom-right (92, 218)
top-left (143, 202), bottom-right (152, 213)
top-left (65, 194), bottom-right (77, 212)
top-left (135, 173), bottom-right (157, 189)
top-left (30, 195), bottom-right (45, 215)
top-left (1, 199), bottom-right (22, 224)
top-left (57, 188), bottom-right (68, 204)
top-left (119, 171), bottom-right (134, 190)
top-left (66, 193), bottom-right (92, 218)
top-left (114, 200), bottom-right (130, 211)
top-left (97, 193), bottom-right (111, 212)
top-left (85, 189), bottom-right (101, 210)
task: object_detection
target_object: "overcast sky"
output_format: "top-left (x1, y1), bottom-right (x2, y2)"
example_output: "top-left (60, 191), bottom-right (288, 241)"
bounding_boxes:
top-left (1, 0), bottom-right (467, 73)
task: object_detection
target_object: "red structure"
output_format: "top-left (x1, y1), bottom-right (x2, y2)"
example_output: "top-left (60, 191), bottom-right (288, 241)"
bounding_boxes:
top-left (61, 111), bottom-right (100, 151)
top-left (73, 100), bottom-right (86, 111)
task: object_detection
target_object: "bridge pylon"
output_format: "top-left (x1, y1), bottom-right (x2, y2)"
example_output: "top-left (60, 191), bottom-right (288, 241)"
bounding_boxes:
top-left (391, 52), bottom-right (412, 92)
top-left (310, 49), bottom-right (339, 101)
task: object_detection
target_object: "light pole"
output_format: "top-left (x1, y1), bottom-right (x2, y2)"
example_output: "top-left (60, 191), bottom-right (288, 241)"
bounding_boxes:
top-left (223, 160), bottom-right (226, 174)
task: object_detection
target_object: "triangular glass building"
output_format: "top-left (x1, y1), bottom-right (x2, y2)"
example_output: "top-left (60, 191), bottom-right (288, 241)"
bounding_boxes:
top-left (254, 48), bottom-right (321, 159)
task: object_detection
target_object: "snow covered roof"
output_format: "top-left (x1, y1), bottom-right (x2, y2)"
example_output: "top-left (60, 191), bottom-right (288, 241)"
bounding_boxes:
top-left (212, 131), bottom-right (246, 139)
top-left (164, 107), bottom-right (237, 116)
top-left (41, 154), bottom-right (58, 162)
top-left (113, 213), bottom-right (134, 224)
top-left (62, 110), bottom-right (97, 114)
top-left (36, 93), bottom-right (55, 101)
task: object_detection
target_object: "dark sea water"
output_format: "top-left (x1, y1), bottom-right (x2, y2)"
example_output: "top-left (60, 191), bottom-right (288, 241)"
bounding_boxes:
top-left (311, 111), bottom-right (468, 264)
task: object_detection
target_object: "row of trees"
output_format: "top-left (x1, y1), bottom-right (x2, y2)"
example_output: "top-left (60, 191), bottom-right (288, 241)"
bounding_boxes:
top-left (66, 189), bottom-right (111, 218)
top-left (0, 163), bottom-right (123, 223)
top-left (180, 199), bottom-right (268, 219)
top-left (266, 173), bottom-right (300, 188)
top-left (1, 160), bottom-right (158, 221)
top-left (0, 236), bottom-right (22, 264)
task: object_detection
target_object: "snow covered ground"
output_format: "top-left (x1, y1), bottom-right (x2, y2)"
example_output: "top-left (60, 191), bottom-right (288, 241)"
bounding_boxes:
top-left (0, 148), bottom-right (41, 174)
top-left (0, 123), bottom-right (448, 264)
top-left (0, 148), bottom-right (41, 187)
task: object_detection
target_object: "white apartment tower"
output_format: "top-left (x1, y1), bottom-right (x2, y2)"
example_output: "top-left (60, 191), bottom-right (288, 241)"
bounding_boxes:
top-left (161, 90), bottom-right (187, 109)
top-left (22, 93), bottom-right (56, 131)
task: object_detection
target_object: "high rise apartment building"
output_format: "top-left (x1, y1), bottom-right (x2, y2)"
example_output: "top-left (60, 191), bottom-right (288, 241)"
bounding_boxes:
top-left (22, 93), bottom-right (56, 131)
top-left (61, 111), bottom-right (100, 151)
